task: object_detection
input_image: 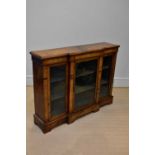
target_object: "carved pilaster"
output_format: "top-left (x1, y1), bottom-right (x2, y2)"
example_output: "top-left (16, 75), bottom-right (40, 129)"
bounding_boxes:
top-left (95, 57), bottom-right (103, 102)
top-left (68, 56), bottom-right (75, 114)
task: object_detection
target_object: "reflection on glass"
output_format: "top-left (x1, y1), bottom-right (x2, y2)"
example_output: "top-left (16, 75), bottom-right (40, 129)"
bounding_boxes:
top-left (100, 56), bottom-right (112, 97)
top-left (50, 65), bottom-right (66, 116)
top-left (75, 60), bottom-right (97, 109)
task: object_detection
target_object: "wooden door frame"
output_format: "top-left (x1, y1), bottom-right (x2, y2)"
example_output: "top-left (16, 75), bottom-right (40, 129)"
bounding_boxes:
top-left (98, 51), bottom-right (118, 102)
top-left (69, 56), bottom-right (99, 113)
top-left (43, 62), bottom-right (69, 122)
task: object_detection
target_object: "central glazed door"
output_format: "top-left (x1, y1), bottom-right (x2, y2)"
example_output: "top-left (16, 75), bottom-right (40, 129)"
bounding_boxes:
top-left (74, 59), bottom-right (98, 111)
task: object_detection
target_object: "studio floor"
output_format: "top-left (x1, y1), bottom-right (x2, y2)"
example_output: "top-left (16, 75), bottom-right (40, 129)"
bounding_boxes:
top-left (27, 87), bottom-right (129, 155)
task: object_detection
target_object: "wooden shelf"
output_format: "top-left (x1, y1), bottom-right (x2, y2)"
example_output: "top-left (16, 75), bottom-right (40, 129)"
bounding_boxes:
top-left (52, 94), bottom-right (65, 101)
top-left (100, 85), bottom-right (109, 97)
top-left (51, 77), bottom-right (65, 83)
top-left (75, 85), bottom-right (95, 94)
top-left (103, 65), bottom-right (109, 69)
top-left (101, 80), bottom-right (108, 85)
top-left (51, 97), bottom-right (66, 116)
top-left (75, 89), bottom-right (95, 108)
top-left (51, 81), bottom-right (65, 101)
top-left (76, 70), bottom-right (95, 78)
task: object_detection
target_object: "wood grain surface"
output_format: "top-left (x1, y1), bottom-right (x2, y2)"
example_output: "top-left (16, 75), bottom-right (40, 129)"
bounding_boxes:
top-left (30, 42), bottom-right (119, 59)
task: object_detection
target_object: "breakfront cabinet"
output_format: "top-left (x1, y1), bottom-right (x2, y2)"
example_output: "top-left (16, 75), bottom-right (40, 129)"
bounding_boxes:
top-left (30, 42), bottom-right (120, 133)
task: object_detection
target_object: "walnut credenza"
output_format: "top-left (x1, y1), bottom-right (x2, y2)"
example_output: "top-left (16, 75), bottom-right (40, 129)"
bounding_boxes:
top-left (30, 42), bottom-right (120, 133)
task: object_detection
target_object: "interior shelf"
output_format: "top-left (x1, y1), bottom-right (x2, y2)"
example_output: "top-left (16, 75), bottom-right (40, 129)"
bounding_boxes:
top-left (52, 95), bottom-right (64, 101)
top-left (51, 77), bottom-right (65, 83)
top-left (51, 81), bottom-right (65, 101)
top-left (76, 65), bottom-right (109, 78)
top-left (51, 97), bottom-right (66, 116)
top-left (103, 65), bottom-right (109, 69)
top-left (76, 70), bottom-right (95, 78)
top-left (100, 85), bottom-right (109, 97)
top-left (101, 80), bottom-right (108, 85)
top-left (75, 89), bottom-right (95, 108)
top-left (75, 85), bottom-right (95, 94)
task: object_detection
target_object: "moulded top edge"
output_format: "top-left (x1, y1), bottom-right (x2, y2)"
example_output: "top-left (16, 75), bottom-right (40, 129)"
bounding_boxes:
top-left (30, 42), bottom-right (120, 60)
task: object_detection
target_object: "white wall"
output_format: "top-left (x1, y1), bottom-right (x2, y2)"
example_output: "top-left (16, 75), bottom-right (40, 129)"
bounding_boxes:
top-left (26, 0), bottom-right (129, 87)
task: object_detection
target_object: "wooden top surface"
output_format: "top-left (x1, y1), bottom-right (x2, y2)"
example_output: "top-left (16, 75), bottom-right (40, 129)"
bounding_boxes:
top-left (30, 42), bottom-right (120, 59)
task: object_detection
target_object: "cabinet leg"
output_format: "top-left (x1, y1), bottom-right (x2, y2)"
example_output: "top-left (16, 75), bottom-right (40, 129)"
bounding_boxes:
top-left (92, 104), bottom-right (100, 113)
top-left (67, 115), bottom-right (75, 124)
top-left (92, 108), bottom-right (99, 113)
top-left (34, 114), bottom-right (52, 134)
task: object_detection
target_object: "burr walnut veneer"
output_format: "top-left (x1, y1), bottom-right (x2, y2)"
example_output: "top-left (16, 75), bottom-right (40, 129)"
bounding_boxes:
top-left (30, 42), bottom-right (120, 133)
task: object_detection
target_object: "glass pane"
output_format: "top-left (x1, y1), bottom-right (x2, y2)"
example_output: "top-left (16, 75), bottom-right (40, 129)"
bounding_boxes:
top-left (50, 65), bottom-right (66, 116)
top-left (75, 60), bottom-right (97, 109)
top-left (100, 56), bottom-right (112, 97)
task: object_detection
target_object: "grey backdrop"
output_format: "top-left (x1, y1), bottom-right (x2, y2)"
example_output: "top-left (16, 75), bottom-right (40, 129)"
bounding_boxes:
top-left (26, 0), bottom-right (129, 86)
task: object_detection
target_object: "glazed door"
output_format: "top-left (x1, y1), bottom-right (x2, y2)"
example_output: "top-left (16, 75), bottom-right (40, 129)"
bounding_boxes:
top-left (99, 55), bottom-right (113, 98)
top-left (74, 59), bottom-right (98, 110)
top-left (50, 64), bottom-right (67, 117)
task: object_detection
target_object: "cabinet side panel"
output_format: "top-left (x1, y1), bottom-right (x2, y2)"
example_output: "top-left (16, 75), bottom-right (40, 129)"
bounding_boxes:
top-left (95, 57), bottom-right (103, 102)
top-left (33, 61), bottom-right (45, 120)
top-left (109, 50), bottom-right (118, 95)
